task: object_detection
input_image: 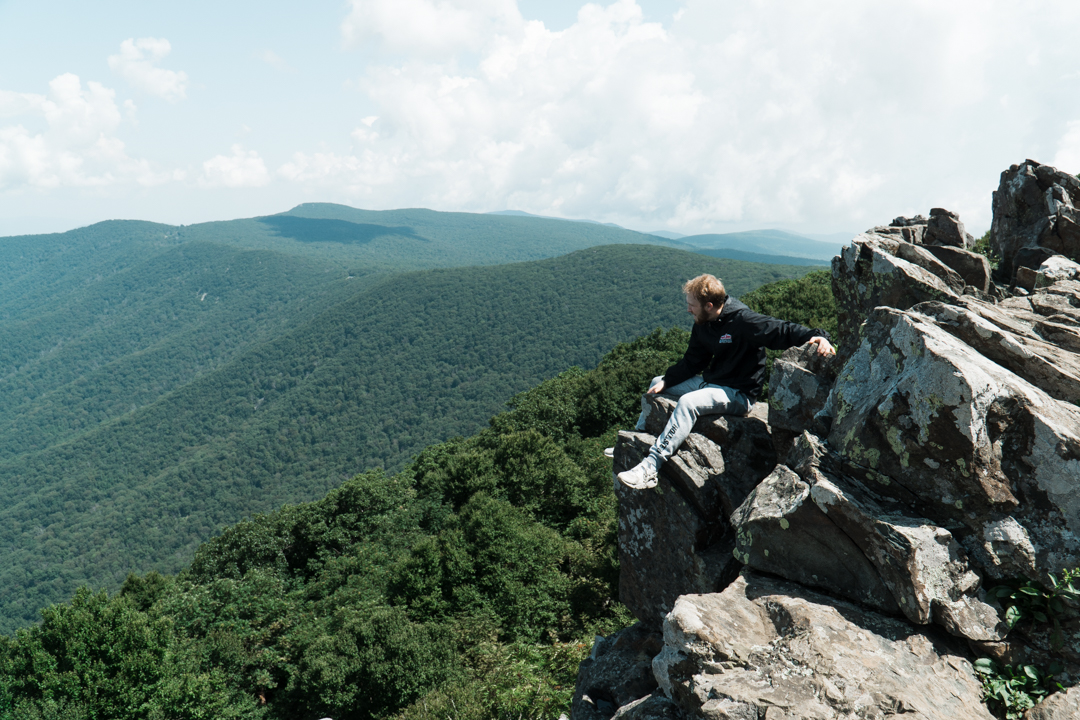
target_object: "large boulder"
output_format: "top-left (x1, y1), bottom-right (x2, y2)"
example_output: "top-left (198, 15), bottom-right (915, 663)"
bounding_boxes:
top-left (730, 433), bottom-right (1007, 640)
top-left (572, 623), bottom-right (665, 720)
top-left (767, 343), bottom-right (839, 437)
top-left (922, 244), bottom-right (993, 292)
top-left (614, 400), bottom-right (778, 625)
top-left (926, 207), bottom-right (974, 248)
top-left (613, 431), bottom-right (739, 625)
top-left (652, 572), bottom-right (995, 720)
top-left (829, 305), bottom-right (1080, 583)
top-left (915, 300), bottom-right (1080, 405)
top-left (991, 160), bottom-right (1080, 282)
top-left (831, 232), bottom-right (960, 363)
top-left (729, 460), bottom-right (900, 614)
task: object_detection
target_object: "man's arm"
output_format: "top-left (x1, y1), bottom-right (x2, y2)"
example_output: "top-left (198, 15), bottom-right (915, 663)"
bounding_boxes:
top-left (738, 307), bottom-right (830, 353)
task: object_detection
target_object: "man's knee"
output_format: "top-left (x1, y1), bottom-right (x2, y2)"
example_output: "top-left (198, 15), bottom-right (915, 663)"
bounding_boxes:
top-left (673, 394), bottom-right (702, 418)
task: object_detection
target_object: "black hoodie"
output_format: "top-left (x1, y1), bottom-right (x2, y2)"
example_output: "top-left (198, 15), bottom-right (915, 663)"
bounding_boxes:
top-left (661, 298), bottom-right (826, 401)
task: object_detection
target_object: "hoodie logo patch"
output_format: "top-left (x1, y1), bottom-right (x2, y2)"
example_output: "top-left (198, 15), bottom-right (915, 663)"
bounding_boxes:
top-left (718, 333), bottom-right (733, 344)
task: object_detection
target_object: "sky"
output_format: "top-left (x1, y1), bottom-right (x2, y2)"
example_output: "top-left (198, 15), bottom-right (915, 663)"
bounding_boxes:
top-left (3, 0), bottom-right (1080, 239)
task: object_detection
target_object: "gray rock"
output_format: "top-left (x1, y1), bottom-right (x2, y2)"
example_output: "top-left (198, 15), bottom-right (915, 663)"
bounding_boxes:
top-left (891, 214), bottom-right (929, 227)
top-left (611, 693), bottom-right (687, 720)
top-left (831, 233), bottom-right (960, 363)
top-left (572, 623), bottom-right (664, 720)
top-left (1025, 686), bottom-right (1080, 720)
top-left (931, 595), bottom-right (1010, 643)
top-left (829, 305), bottom-right (1080, 582)
top-left (914, 300), bottom-right (1080, 405)
top-left (767, 343), bottom-right (838, 436)
top-left (1036, 255), bottom-right (1080, 286)
top-left (730, 433), bottom-right (1005, 639)
top-left (653, 572), bottom-right (995, 720)
top-left (991, 159), bottom-right (1080, 282)
top-left (926, 207), bottom-right (972, 248)
top-left (892, 240), bottom-right (967, 293)
top-left (1034, 318), bottom-right (1080, 352)
top-left (809, 475), bottom-right (985, 627)
top-left (1017, 265), bottom-right (1040, 291)
top-left (614, 432), bottom-right (738, 625)
top-left (972, 516), bottom-right (1039, 581)
top-left (1044, 207), bottom-right (1080, 260)
top-left (922, 244), bottom-right (992, 291)
top-left (729, 463), bottom-right (899, 613)
top-left (874, 217), bottom-right (927, 244)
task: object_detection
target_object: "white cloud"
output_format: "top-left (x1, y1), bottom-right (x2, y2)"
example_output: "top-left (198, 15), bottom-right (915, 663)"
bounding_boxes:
top-left (289, 0), bottom-right (1080, 234)
top-left (108, 38), bottom-right (189, 103)
top-left (342, 0), bottom-right (523, 57)
top-left (0, 73), bottom-right (163, 191)
top-left (201, 145), bottom-right (271, 188)
top-left (1053, 121), bottom-right (1080, 175)
top-left (258, 50), bottom-right (295, 73)
top-left (0, 90), bottom-right (45, 119)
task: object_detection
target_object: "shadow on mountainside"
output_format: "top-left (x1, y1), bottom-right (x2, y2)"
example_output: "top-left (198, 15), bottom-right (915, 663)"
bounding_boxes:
top-left (258, 215), bottom-right (427, 245)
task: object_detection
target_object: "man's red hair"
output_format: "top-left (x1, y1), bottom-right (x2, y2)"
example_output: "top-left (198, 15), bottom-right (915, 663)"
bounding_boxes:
top-left (683, 274), bottom-right (727, 307)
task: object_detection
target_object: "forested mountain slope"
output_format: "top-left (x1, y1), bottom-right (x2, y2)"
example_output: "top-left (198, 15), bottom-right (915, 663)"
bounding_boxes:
top-left (0, 244), bottom-right (813, 631)
top-left (0, 271), bottom-right (838, 720)
top-left (0, 206), bottom-right (684, 467)
top-left (0, 241), bottom-right (355, 459)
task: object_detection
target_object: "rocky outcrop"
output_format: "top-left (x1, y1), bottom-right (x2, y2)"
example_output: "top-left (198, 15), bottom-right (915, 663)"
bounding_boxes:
top-left (575, 173), bottom-right (1080, 719)
top-left (654, 572), bottom-right (993, 720)
top-left (992, 160), bottom-right (1080, 283)
top-left (831, 229), bottom-right (962, 363)
top-left (572, 623), bottom-right (666, 720)
top-left (612, 400), bottom-right (774, 626)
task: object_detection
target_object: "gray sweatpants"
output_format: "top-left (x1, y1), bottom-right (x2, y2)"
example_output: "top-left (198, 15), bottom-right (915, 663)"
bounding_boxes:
top-left (635, 375), bottom-right (752, 466)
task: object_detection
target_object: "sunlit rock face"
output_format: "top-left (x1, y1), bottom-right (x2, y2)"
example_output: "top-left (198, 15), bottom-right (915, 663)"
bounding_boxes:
top-left (574, 177), bottom-right (1080, 720)
top-left (654, 573), bottom-right (994, 720)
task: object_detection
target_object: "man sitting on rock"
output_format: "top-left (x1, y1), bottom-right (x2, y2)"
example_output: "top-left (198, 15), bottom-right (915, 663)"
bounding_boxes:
top-left (617, 273), bottom-right (834, 489)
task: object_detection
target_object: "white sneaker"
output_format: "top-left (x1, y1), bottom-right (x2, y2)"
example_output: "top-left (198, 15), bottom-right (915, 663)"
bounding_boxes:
top-left (617, 458), bottom-right (659, 489)
top-left (604, 447), bottom-right (615, 458)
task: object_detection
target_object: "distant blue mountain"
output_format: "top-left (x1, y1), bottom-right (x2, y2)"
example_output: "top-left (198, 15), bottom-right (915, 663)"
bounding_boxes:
top-left (486, 209), bottom-right (623, 229)
top-left (800, 231), bottom-right (858, 246)
top-left (647, 230), bottom-right (686, 240)
top-left (677, 229), bottom-right (844, 261)
top-left (693, 247), bottom-right (829, 267)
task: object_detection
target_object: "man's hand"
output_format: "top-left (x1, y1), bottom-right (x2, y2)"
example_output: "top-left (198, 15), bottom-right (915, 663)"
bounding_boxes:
top-left (647, 379), bottom-right (666, 394)
top-left (809, 336), bottom-right (835, 356)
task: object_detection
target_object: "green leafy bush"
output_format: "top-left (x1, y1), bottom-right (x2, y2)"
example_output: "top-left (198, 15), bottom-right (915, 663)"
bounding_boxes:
top-left (971, 229), bottom-right (1000, 269)
top-left (974, 658), bottom-right (1064, 720)
top-left (990, 568), bottom-right (1080, 647)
